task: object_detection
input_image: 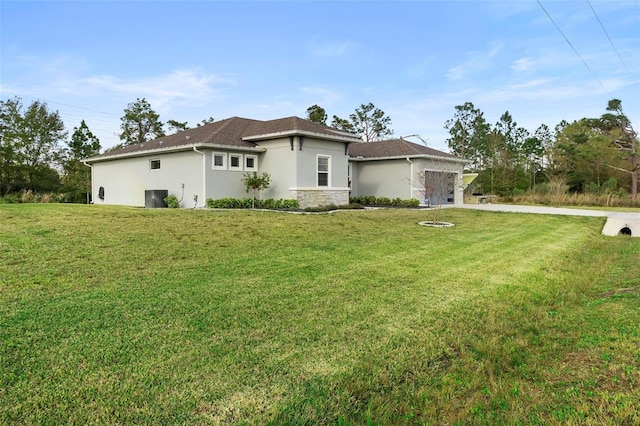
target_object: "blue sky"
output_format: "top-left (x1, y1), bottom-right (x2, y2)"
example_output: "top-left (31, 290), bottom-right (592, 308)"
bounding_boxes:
top-left (1, 0), bottom-right (638, 151)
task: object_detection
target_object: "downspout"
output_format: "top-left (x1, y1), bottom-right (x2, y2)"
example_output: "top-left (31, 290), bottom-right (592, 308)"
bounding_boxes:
top-left (82, 161), bottom-right (93, 204)
top-left (193, 146), bottom-right (206, 208)
top-left (406, 157), bottom-right (414, 200)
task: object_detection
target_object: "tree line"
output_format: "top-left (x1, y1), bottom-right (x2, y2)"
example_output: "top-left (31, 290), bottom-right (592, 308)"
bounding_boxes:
top-left (1, 95), bottom-right (637, 202)
top-left (444, 99), bottom-right (638, 200)
top-left (0, 97), bottom-right (215, 201)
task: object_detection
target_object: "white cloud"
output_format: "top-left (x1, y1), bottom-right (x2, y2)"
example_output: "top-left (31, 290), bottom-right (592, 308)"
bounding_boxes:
top-left (309, 39), bottom-right (357, 57)
top-left (511, 57), bottom-right (534, 72)
top-left (84, 69), bottom-right (236, 112)
top-left (446, 43), bottom-right (505, 80)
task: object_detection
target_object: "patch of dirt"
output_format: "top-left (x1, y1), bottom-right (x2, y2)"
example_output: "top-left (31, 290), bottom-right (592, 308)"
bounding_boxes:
top-left (599, 286), bottom-right (640, 298)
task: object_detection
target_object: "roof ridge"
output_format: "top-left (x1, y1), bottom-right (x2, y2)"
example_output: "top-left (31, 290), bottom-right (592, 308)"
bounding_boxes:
top-left (399, 138), bottom-right (425, 155)
top-left (201, 117), bottom-right (236, 143)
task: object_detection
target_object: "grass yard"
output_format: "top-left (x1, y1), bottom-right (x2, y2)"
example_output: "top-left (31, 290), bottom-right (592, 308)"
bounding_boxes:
top-left (1, 204), bottom-right (639, 425)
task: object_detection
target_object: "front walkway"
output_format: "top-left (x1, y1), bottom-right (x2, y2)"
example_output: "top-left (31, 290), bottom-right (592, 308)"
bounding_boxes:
top-left (443, 203), bottom-right (640, 237)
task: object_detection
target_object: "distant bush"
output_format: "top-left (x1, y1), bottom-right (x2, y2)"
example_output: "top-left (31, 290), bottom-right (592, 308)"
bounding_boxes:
top-left (350, 196), bottom-right (420, 208)
top-left (206, 197), bottom-right (299, 210)
top-left (0, 191), bottom-right (61, 204)
top-left (0, 193), bottom-right (23, 204)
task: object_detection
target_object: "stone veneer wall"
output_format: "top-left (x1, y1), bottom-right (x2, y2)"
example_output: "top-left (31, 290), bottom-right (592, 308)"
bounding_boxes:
top-left (291, 188), bottom-right (350, 209)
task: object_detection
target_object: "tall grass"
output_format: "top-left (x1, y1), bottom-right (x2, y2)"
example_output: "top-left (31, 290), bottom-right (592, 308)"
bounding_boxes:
top-left (1, 204), bottom-right (638, 424)
top-left (503, 177), bottom-right (640, 208)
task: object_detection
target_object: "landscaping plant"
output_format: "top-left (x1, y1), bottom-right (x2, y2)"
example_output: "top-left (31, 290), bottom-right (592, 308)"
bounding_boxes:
top-left (241, 171), bottom-right (271, 208)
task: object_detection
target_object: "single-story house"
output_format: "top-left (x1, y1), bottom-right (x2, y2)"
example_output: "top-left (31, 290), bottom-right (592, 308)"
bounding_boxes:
top-left (84, 116), bottom-right (468, 208)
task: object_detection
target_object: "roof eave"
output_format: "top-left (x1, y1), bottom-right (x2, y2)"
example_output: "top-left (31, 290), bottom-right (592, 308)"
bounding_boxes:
top-left (243, 129), bottom-right (361, 143)
top-left (84, 142), bottom-right (267, 163)
top-left (349, 153), bottom-right (469, 163)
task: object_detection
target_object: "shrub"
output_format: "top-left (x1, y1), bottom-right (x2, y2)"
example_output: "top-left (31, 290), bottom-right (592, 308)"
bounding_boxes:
top-left (304, 204), bottom-right (337, 213)
top-left (206, 197), bottom-right (299, 210)
top-left (0, 193), bottom-right (22, 204)
top-left (21, 190), bottom-right (36, 203)
top-left (39, 193), bottom-right (58, 203)
top-left (336, 203), bottom-right (365, 210)
top-left (584, 182), bottom-right (600, 194)
top-left (274, 199), bottom-right (299, 210)
top-left (349, 195), bottom-right (419, 208)
top-left (259, 198), bottom-right (276, 209)
top-left (164, 195), bottom-right (179, 208)
top-left (399, 198), bottom-right (420, 207)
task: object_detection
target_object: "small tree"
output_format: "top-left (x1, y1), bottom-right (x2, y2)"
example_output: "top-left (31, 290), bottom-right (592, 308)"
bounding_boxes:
top-left (242, 171), bottom-right (271, 208)
top-left (417, 164), bottom-right (456, 224)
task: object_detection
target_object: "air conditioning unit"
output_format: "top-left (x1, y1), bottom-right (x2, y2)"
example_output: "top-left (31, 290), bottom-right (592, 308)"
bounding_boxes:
top-left (145, 190), bottom-right (169, 208)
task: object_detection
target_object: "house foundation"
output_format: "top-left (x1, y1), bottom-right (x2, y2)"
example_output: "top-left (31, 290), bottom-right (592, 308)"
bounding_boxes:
top-left (290, 188), bottom-right (350, 209)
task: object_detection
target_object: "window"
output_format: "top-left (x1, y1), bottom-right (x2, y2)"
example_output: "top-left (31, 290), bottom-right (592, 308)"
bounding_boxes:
top-left (317, 155), bottom-right (330, 187)
top-left (229, 154), bottom-right (242, 170)
top-left (212, 152), bottom-right (226, 170)
top-left (245, 155), bottom-right (258, 172)
top-left (150, 159), bottom-right (161, 170)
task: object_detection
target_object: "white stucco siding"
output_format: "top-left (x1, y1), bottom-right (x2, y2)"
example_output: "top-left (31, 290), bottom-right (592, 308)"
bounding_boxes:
top-left (254, 138), bottom-right (297, 200)
top-left (294, 138), bottom-right (349, 189)
top-left (207, 169), bottom-right (247, 199)
top-left (91, 150), bottom-right (203, 207)
top-left (203, 149), bottom-right (257, 201)
top-left (351, 160), bottom-right (412, 199)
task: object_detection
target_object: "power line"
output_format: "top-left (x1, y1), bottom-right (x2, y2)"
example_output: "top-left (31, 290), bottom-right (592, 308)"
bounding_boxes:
top-left (536, 0), bottom-right (611, 96)
top-left (19, 95), bottom-right (120, 118)
top-left (587, 0), bottom-right (631, 74)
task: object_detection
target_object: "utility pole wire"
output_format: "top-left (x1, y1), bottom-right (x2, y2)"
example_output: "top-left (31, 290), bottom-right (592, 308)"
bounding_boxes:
top-left (536, 0), bottom-right (610, 96)
top-left (587, 0), bottom-right (631, 74)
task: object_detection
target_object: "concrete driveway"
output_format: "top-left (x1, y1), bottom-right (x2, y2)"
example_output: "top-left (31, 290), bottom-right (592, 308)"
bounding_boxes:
top-left (444, 203), bottom-right (640, 237)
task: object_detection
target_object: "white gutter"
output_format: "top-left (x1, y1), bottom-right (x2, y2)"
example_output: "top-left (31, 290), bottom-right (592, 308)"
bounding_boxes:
top-left (406, 157), bottom-right (414, 199)
top-left (192, 147), bottom-right (206, 208)
top-left (82, 161), bottom-right (93, 204)
top-left (350, 154), bottom-right (469, 164)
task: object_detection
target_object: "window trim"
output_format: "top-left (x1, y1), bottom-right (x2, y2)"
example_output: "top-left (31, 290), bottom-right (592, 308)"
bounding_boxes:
top-left (229, 153), bottom-right (243, 171)
top-left (317, 154), bottom-right (331, 187)
top-left (244, 154), bottom-right (258, 172)
top-left (150, 159), bottom-right (161, 170)
top-left (212, 152), bottom-right (227, 170)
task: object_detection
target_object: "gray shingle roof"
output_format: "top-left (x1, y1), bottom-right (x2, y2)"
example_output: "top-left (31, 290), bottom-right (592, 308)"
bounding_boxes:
top-left (348, 138), bottom-right (463, 161)
top-left (244, 116), bottom-right (360, 141)
top-left (87, 116), bottom-right (360, 162)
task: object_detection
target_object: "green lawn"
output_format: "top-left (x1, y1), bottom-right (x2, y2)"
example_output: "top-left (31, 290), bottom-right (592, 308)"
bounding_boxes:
top-left (1, 204), bottom-right (639, 425)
